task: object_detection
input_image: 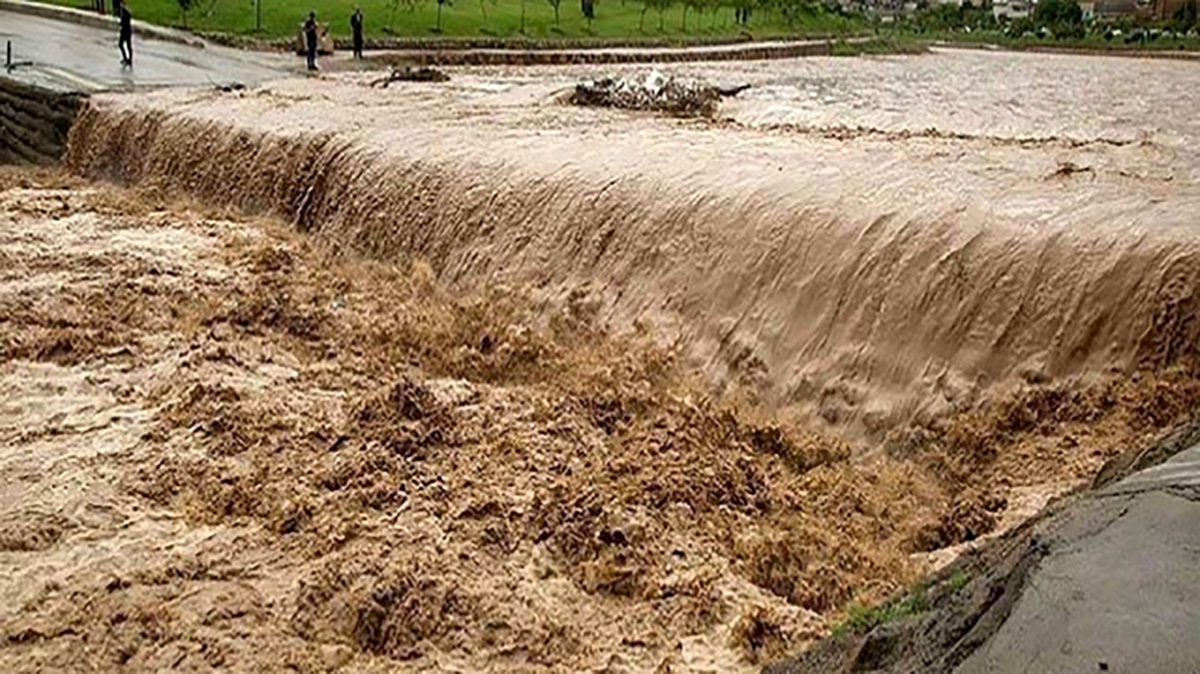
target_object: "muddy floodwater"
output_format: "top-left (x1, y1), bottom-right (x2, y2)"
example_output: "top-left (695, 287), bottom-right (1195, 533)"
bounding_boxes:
top-left (69, 48), bottom-right (1200, 431)
top-left (3, 49), bottom-right (1200, 672)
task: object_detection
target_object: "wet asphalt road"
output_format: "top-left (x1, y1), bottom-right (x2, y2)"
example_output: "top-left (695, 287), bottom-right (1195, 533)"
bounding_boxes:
top-left (0, 10), bottom-right (294, 91)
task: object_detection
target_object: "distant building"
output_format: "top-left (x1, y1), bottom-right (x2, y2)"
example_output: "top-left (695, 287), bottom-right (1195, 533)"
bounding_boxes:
top-left (1080, 0), bottom-right (1096, 19)
top-left (1153, 0), bottom-right (1190, 19)
top-left (1092, 0), bottom-right (1155, 18)
top-left (993, 0), bottom-right (1033, 19)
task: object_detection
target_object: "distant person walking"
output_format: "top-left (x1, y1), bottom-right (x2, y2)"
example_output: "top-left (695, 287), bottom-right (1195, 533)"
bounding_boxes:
top-left (304, 11), bottom-right (319, 71)
top-left (118, 3), bottom-right (133, 67)
top-left (350, 8), bottom-right (364, 60)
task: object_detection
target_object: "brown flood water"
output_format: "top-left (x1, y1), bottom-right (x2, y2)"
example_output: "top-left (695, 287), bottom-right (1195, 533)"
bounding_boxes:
top-left (3, 47), bottom-right (1194, 672)
top-left (66, 49), bottom-right (1200, 436)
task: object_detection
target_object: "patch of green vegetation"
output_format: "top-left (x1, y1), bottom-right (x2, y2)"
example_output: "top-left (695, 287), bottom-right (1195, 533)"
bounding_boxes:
top-left (832, 584), bottom-right (931, 640)
top-left (831, 568), bottom-right (973, 640)
top-left (831, 36), bottom-right (927, 56)
top-left (945, 567), bottom-right (970, 593)
top-left (53, 0), bottom-right (862, 41)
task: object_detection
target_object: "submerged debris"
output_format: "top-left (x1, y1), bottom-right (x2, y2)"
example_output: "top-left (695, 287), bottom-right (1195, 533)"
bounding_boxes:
top-left (567, 71), bottom-right (746, 118)
top-left (369, 66), bottom-right (451, 88)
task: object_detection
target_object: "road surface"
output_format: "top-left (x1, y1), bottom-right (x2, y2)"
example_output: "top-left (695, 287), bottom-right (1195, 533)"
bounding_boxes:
top-left (955, 445), bottom-right (1200, 674)
top-left (768, 439), bottom-right (1200, 674)
top-left (0, 10), bottom-right (293, 91)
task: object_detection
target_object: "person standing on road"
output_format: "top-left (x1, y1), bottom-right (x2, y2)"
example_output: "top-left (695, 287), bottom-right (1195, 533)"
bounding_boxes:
top-left (350, 8), bottom-right (364, 60)
top-left (118, 3), bottom-right (133, 67)
top-left (304, 11), bottom-right (319, 71)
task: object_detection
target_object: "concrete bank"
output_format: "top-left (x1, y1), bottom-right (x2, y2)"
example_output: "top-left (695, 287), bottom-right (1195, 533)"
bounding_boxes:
top-left (0, 77), bottom-right (84, 164)
top-left (767, 424), bottom-right (1200, 674)
top-left (0, 0), bottom-right (205, 47)
top-left (933, 41), bottom-right (1200, 62)
top-left (0, 10), bottom-right (291, 93)
top-left (364, 38), bottom-right (840, 66)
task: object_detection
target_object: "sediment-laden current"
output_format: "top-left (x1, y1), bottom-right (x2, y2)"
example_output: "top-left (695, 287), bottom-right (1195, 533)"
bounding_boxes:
top-left (65, 50), bottom-right (1200, 435)
top-left (4, 47), bottom-right (1194, 672)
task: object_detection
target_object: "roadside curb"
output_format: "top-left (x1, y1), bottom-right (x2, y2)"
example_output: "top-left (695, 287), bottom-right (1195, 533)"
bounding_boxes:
top-left (0, 0), bottom-right (206, 49)
top-left (360, 38), bottom-right (849, 67)
top-left (932, 40), bottom-right (1200, 61)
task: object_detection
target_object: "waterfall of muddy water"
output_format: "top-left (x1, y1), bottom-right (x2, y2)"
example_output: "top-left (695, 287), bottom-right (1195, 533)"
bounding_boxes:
top-left (66, 49), bottom-right (1200, 436)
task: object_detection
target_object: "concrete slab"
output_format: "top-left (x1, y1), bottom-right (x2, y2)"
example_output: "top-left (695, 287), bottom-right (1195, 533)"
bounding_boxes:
top-left (955, 490), bottom-right (1200, 674)
top-left (1098, 445), bottom-right (1200, 497)
top-left (764, 439), bottom-right (1200, 674)
top-left (0, 10), bottom-right (293, 92)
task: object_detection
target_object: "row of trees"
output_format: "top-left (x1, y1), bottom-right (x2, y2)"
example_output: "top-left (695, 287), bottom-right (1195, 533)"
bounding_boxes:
top-left (379, 0), bottom-right (840, 34)
top-left (902, 1), bottom-right (998, 32)
top-left (903, 0), bottom-right (1199, 40)
top-left (1173, 0), bottom-right (1199, 32)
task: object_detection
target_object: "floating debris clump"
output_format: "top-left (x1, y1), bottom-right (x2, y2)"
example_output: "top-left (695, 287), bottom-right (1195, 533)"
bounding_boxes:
top-left (568, 70), bottom-right (725, 118)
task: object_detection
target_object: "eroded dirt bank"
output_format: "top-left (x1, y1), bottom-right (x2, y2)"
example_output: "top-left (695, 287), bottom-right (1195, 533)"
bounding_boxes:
top-left (2, 167), bottom-right (1200, 672)
top-left (63, 51), bottom-right (1200, 438)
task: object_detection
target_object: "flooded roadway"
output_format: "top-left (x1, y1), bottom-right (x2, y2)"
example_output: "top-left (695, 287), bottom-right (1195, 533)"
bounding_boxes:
top-left (0, 9), bottom-right (291, 91)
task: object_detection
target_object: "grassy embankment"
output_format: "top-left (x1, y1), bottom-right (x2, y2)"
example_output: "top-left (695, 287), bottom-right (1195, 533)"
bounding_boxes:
top-left (51, 0), bottom-right (860, 41)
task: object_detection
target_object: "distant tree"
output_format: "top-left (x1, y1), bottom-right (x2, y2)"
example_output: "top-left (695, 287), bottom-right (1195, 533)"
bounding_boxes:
top-left (1175, 0), bottom-right (1198, 32)
top-left (1005, 15), bottom-right (1034, 36)
top-left (434, 0), bottom-right (451, 33)
top-left (177, 0), bottom-right (193, 27)
top-left (478, 0), bottom-right (496, 31)
top-left (733, 1), bottom-right (751, 26)
top-left (1033, 0), bottom-right (1082, 27)
top-left (581, 0), bottom-right (596, 31)
top-left (520, 0), bottom-right (529, 32)
top-left (652, 0), bottom-right (670, 29)
top-left (386, 0), bottom-right (418, 34)
top-left (681, 0), bottom-right (711, 30)
top-left (641, 0), bottom-right (668, 30)
top-left (549, 0), bottom-right (563, 28)
top-left (387, 0), bottom-right (400, 33)
top-left (700, 0), bottom-right (720, 28)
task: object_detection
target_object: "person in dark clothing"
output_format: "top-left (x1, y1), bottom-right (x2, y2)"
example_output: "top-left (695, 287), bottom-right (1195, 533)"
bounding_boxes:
top-left (304, 11), bottom-right (319, 71)
top-left (118, 4), bottom-right (133, 67)
top-left (350, 8), bottom-right (364, 60)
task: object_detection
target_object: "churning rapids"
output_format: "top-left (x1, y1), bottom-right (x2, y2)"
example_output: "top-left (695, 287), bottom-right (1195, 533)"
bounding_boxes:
top-left (5, 46), bottom-right (1199, 673)
top-left (66, 49), bottom-right (1200, 436)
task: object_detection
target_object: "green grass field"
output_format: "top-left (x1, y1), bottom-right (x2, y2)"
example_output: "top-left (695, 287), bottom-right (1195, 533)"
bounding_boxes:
top-left (52, 0), bottom-right (859, 40)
